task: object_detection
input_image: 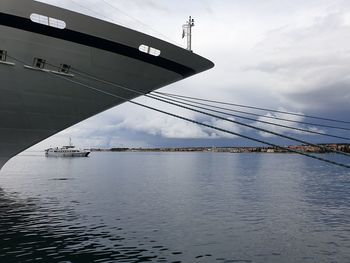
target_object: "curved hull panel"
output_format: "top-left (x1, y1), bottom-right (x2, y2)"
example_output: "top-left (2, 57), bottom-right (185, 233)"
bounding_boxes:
top-left (0, 0), bottom-right (214, 169)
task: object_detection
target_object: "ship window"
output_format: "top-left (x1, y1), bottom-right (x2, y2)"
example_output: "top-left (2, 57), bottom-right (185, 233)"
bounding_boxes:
top-left (139, 44), bottom-right (149, 53)
top-left (30, 13), bottom-right (66, 29)
top-left (30, 14), bottom-right (49, 26)
top-left (0, 50), bottom-right (7, 61)
top-left (49, 17), bottom-right (66, 29)
top-left (139, 44), bottom-right (161, 56)
top-left (33, 57), bottom-right (46, 69)
top-left (59, 64), bottom-right (71, 74)
top-left (149, 47), bottom-right (161, 56)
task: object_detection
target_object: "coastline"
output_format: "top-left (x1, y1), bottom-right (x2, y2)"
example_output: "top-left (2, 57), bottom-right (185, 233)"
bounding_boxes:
top-left (90, 143), bottom-right (350, 154)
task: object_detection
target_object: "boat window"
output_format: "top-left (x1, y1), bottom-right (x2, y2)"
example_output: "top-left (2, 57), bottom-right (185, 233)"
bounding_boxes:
top-left (139, 44), bottom-right (161, 57)
top-left (0, 50), bottom-right (7, 61)
top-left (30, 14), bottom-right (66, 29)
top-left (33, 57), bottom-right (46, 69)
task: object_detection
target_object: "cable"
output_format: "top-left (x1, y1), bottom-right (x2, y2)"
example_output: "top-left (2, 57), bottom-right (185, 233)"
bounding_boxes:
top-left (144, 94), bottom-right (350, 157)
top-left (10, 54), bottom-right (350, 168)
top-left (100, 0), bottom-right (181, 46)
top-left (63, 66), bottom-right (350, 155)
top-left (154, 91), bottom-right (350, 125)
top-left (41, 59), bottom-right (350, 156)
top-left (62, 65), bottom-right (350, 156)
top-left (150, 93), bottom-right (350, 141)
top-left (68, 0), bottom-right (181, 46)
top-left (46, 72), bottom-right (350, 169)
top-left (56, 66), bottom-right (350, 133)
top-left (68, 0), bottom-right (128, 27)
top-left (62, 65), bottom-right (350, 157)
top-left (151, 93), bottom-right (350, 132)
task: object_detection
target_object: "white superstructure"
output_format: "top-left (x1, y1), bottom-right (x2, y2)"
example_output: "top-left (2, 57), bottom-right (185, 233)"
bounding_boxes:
top-left (45, 146), bottom-right (90, 157)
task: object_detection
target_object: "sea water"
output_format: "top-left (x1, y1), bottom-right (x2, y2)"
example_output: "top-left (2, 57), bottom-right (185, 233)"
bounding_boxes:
top-left (0, 152), bottom-right (349, 262)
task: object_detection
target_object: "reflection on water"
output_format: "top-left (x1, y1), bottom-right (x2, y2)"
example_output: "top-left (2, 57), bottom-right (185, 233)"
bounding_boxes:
top-left (0, 189), bottom-right (166, 263)
top-left (0, 152), bottom-right (349, 262)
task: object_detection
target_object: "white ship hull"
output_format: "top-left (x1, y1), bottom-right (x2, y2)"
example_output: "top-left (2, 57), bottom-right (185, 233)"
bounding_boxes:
top-left (0, 0), bottom-right (214, 169)
top-left (45, 151), bottom-right (90, 158)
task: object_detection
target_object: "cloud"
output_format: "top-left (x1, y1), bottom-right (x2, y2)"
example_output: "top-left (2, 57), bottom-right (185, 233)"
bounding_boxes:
top-left (115, 110), bottom-right (242, 140)
top-left (117, 113), bottom-right (209, 139)
top-left (246, 12), bottom-right (350, 114)
top-left (203, 118), bottom-right (241, 139)
top-left (252, 109), bottom-right (324, 138)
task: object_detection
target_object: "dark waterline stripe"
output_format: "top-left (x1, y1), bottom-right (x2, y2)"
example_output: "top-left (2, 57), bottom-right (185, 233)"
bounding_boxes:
top-left (0, 12), bottom-right (195, 77)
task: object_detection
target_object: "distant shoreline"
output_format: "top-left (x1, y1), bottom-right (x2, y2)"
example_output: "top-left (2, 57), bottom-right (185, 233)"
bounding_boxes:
top-left (90, 143), bottom-right (350, 154)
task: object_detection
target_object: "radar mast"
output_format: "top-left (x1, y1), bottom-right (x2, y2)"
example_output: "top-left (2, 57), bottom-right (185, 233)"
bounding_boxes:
top-left (182, 16), bottom-right (195, 52)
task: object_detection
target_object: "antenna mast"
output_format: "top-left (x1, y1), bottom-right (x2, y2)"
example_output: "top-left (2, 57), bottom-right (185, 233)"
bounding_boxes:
top-left (182, 16), bottom-right (195, 52)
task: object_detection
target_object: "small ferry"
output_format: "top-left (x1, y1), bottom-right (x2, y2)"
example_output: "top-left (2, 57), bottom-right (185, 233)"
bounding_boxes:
top-left (45, 139), bottom-right (90, 157)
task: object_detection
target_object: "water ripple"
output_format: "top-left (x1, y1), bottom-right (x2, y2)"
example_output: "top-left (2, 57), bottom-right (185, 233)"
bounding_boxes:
top-left (0, 152), bottom-right (349, 262)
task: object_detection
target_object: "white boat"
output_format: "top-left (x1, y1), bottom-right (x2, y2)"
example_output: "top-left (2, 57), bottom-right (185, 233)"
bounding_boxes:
top-left (45, 139), bottom-right (90, 157)
top-left (0, 0), bottom-right (214, 169)
top-left (45, 146), bottom-right (90, 157)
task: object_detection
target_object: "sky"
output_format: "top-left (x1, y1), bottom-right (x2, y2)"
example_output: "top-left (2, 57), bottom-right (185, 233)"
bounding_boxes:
top-left (33, 0), bottom-right (350, 149)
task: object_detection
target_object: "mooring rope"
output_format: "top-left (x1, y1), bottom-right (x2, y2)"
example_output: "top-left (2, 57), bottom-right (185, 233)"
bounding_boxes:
top-left (8, 54), bottom-right (350, 169)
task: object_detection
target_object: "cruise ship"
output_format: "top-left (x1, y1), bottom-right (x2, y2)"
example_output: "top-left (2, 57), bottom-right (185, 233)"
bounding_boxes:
top-left (0, 0), bottom-right (214, 169)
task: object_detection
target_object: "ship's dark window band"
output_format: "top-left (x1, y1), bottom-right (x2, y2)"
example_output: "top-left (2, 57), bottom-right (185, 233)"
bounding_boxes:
top-left (0, 12), bottom-right (195, 78)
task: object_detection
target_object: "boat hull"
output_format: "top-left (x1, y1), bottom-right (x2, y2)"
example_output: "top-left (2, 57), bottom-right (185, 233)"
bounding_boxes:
top-left (0, 0), bottom-right (214, 169)
top-left (45, 152), bottom-right (90, 157)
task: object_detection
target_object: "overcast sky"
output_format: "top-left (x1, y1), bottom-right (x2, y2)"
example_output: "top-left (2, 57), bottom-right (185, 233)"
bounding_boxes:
top-left (33, 0), bottom-right (350, 149)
